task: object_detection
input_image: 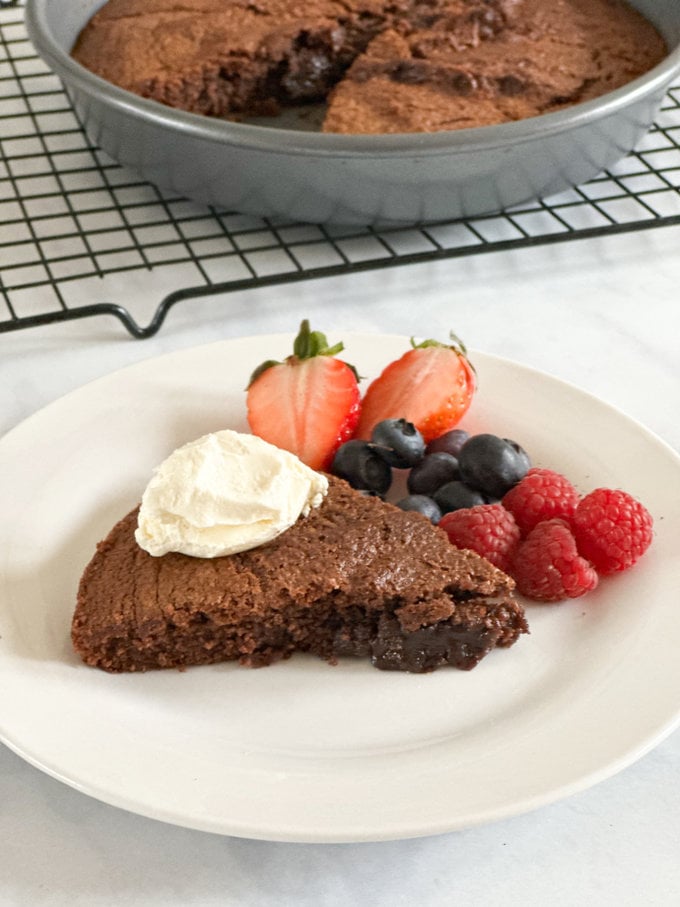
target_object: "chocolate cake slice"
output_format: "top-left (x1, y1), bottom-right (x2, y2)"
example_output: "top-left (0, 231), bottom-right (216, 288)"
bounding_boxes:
top-left (73, 476), bottom-right (527, 673)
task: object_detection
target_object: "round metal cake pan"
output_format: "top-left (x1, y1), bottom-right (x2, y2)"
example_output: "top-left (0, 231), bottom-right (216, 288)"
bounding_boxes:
top-left (25, 0), bottom-right (680, 226)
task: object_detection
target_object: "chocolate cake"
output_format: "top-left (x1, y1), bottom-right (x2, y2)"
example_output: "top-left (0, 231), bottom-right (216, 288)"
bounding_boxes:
top-left (71, 0), bottom-right (666, 133)
top-left (323, 0), bottom-right (669, 133)
top-left (72, 476), bottom-right (528, 673)
top-left (70, 0), bottom-right (400, 119)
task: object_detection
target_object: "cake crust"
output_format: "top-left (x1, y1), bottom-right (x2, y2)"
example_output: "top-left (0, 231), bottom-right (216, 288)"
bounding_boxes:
top-left (73, 476), bottom-right (528, 673)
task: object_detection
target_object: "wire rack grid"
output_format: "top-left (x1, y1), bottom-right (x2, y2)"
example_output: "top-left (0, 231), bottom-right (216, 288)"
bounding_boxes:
top-left (2, 0), bottom-right (680, 338)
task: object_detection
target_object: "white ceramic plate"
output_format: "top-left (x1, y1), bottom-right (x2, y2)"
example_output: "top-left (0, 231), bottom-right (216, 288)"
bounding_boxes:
top-left (1, 334), bottom-right (679, 843)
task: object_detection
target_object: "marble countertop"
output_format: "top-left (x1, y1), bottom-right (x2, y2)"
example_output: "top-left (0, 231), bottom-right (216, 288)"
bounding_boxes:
top-left (1, 224), bottom-right (679, 906)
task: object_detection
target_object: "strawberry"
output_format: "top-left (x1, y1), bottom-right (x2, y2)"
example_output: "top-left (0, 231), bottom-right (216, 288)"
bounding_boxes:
top-left (355, 335), bottom-right (476, 444)
top-left (246, 320), bottom-right (361, 471)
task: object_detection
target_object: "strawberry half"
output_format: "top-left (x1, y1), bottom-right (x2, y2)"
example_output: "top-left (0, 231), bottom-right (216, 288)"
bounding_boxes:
top-left (246, 320), bottom-right (361, 471)
top-left (355, 334), bottom-right (476, 443)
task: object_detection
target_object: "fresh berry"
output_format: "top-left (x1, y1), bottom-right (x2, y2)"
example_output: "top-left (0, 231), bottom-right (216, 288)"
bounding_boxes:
top-left (512, 519), bottom-right (599, 601)
top-left (355, 334), bottom-right (476, 443)
top-left (396, 494), bottom-right (442, 524)
top-left (407, 452), bottom-right (460, 496)
top-left (331, 440), bottom-right (392, 495)
top-left (439, 504), bottom-right (521, 572)
top-left (246, 320), bottom-right (361, 471)
top-left (504, 439), bottom-right (531, 473)
top-left (371, 418), bottom-right (425, 468)
top-left (502, 468), bottom-right (581, 536)
top-left (433, 480), bottom-right (486, 514)
top-left (572, 488), bottom-right (653, 575)
top-left (458, 433), bottom-right (530, 498)
top-left (425, 428), bottom-right (470, 458)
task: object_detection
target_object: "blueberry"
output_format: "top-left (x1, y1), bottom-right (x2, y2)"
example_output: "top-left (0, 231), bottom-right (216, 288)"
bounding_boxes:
top-left (331, 440), bottom-right (392, 495)
top-left (425, 428), bottom-right (470, 458)
top-left (396, 494), bottom-right (442, 524)
top-left (433, 481), bottom-right (486, 514)
top-left (458, 433), bottom-right (530, 498)
top-left (504, 438), bottom-right (531, 473)
top-left (371, 418), bottom-right (425, 468)
top-left (407, 452), bottom-right (460, 496)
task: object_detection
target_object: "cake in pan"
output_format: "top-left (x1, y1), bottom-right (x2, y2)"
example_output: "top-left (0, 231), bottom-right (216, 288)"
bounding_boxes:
top-left (71, 0), bottom-right (666, 134)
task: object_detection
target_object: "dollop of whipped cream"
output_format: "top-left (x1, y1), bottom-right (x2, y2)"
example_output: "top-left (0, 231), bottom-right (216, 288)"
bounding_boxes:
top-left (135, 429), bottom-right (328, 558)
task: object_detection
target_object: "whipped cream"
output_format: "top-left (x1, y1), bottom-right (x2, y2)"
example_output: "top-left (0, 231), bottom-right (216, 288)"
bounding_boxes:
top-left (135, 430), bottom-right (328, 558)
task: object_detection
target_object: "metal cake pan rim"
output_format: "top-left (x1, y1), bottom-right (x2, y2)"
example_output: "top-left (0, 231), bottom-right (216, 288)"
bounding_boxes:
top-left (24, 0), bottom-right (680, 159)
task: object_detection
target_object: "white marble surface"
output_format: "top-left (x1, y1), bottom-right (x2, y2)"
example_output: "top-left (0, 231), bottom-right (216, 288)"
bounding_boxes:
top-left (1, 224), bottom-right (680, 906)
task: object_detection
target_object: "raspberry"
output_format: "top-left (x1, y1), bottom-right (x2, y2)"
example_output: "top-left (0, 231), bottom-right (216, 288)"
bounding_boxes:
top-left (512, 519), bottom-right (599, 602)
top-left (502, 467), bottom-right (581, 536)
top-left (439, 504), bottom-right (520, 572)
top-left (572, 488), bottom-right (653, 575)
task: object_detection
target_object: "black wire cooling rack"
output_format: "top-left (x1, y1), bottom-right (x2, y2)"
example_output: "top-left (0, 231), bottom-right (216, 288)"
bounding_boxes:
top-left (2, 1), bottom-right (680, 338)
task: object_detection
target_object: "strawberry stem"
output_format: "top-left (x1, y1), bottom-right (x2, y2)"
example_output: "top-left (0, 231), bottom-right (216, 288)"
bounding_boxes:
top-left (409, 332), bottom-right (476, 375)
top-left (410, 331), bottom-right (467, 356)
top-left (247, 319), bottom-right (359, 388)
top-left (293, 319), bottom-right (344, 360)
